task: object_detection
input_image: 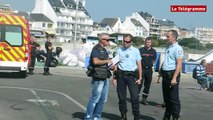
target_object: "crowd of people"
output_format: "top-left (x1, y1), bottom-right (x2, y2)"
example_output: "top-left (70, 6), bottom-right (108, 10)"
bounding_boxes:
top-left (84, 30), bottom-right (188, 120)
top-left (29, 30), bottom-right (212, 120)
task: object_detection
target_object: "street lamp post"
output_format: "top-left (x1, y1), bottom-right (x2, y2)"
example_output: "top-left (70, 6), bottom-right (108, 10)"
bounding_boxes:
top-left (74, 0), bottom-right (79, 47)
top-left (194, 28), bottom-right (198, 53)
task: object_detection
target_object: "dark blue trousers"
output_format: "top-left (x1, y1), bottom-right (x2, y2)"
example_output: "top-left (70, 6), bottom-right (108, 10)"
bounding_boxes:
top-left (162, 70), bottom-right (181, 118)
top-left (45, 51), bottom-right (52, 68)
top-left (117, 75), bottom-right (140, 116)
top-left (138, 68), bottom-right (153, 98)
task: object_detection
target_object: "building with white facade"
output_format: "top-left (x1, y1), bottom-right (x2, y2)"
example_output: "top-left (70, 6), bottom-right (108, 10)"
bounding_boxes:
top-left (0, 4), bottom-right (13, 13)
top-left (194, 27), bottom-right (213, 44)
top-left (99, 18), bottom-right (123, 34)
top-left (95, 12), bottom-right (149, 38)
top-left (138, 12), bottom-right (179, 39)
top-left (158, 19), bottom-right (179, 39)
top-left (14, 11), bottom-right (54, 38)
top-left (138, 12), bottom-right (159, 38)
top-left (123, 12), bottom-right (149, 38)
top-left (122, 18), bottom-right (144, 37)
top-left (29, 13), bottom-right (54, 36)
top-left (32, 0), bottom-right (93, 42)
top-left (179, 28), bottom-right (193, 39)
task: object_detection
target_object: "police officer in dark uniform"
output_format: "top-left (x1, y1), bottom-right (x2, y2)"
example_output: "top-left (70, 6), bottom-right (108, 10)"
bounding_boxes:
top-left (112, 34), bottom-right (142, 120)
top-left (43, 37), bottom-right (53, 75)
top-left (161, 30), bottom-right (183, 120)
top-left (138, 37), bottom-right (156, 105)
top-left (28, 34), bottom-right (40, 75)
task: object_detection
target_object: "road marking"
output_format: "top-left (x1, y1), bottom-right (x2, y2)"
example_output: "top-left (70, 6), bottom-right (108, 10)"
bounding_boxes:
top-left (26, 99), bottom-right (59, 107)
top-left (56, 73), bottom-right (89, 79)
top-left (0, 86), bottom-right (86, 111)
top-left (30, 89), bottom-right (58, 120)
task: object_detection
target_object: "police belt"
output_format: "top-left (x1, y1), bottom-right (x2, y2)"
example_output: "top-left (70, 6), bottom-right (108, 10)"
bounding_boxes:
top-left (161, 69), bottom-right (175, 77)
top-left (117, 69), bottom-right (136, 76)
top-left (162, 69), bottom-right (175, 73)
top-left (142, 66), bottom-right (152, 69)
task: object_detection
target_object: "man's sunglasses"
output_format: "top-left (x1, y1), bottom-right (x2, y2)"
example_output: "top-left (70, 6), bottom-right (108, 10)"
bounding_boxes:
top-left (124, 40), bottom-right (132, 43)
top-left (102, 38), bottom-right (110, 42)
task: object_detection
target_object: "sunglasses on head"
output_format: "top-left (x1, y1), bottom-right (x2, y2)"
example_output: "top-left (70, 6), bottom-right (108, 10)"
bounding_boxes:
top-left (124, 40), bottom-right (132, 43)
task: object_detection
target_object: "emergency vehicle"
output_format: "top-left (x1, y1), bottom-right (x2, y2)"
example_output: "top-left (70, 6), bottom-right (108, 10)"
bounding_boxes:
top-left (0, 11), bottom-right (31, 78)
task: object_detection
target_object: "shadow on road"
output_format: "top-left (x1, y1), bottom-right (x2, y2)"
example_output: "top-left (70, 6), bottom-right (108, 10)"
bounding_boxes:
top-left (147, 101), bottom-right (163, 108)
top-left (139, 114), bottom-right (157, 120)
top-left (72, 112), bottom-right (156, 120)
top-left (0, 72), bottom-right (26, 79)
top-left (127, 98), bottom-right (163, 108)
top-left (72, 112), bottom-right (84, 119)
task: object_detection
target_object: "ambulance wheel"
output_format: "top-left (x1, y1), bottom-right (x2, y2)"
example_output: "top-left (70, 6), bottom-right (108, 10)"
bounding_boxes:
top-left (19, 71), bottom-right (27, 78)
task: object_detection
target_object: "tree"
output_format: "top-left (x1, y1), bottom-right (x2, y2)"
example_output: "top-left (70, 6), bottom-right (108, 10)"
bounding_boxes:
top-left (206, 43), bottom-right (213, 49)
top-left (151, 39), bottom-right (159, 47)
top-left (158, 39), bottom-right (167, 47)
top-left (178, 37), bottom-right (199, 48)
top-left (133, 37), bottom-right (144, 47)
top-left (188, 43), bottom-right (205, 50)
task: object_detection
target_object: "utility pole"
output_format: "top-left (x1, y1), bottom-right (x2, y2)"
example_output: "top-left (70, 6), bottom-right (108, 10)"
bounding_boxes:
top-left (194, 28), bottom-right (198, 53)
top-left (74, 0), bottom-right (79, 47)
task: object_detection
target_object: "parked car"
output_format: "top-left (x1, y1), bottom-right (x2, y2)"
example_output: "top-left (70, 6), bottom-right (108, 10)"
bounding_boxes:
top-left (30, 30), bottom-right (46, 38)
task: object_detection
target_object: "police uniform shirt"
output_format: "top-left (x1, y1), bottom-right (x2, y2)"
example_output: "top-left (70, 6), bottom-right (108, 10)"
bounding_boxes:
top-left (117, 46), bottom-right (142, 71)
top-left (139, 47), bottom-right (156, 69)
top-left (162, 42), bottom-right (183, 71)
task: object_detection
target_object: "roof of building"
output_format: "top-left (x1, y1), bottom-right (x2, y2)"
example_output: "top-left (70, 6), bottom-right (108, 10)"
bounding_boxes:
top-left (63, 0), bottom-right (76, 9)
top-left (93, 22), bottom-right (100, 27)
top-left (158, 19), bottom-right (175, 27)
top-left (100, 18), bottom-right (118, 27)
top-left (130, 18), bottom-right (143, 27)
top-left (138, 11), bottom-right (153, 20)
top-left (14, 11), bottom-right (31, 20)
top-left (30, 13), bottom-right (53, 23)
top-left (48, 0), bottom-right (65, 8)
top-left (48, 0), bottom-right (65, 14)
top-left (63, 0), bottom-right (90, 17)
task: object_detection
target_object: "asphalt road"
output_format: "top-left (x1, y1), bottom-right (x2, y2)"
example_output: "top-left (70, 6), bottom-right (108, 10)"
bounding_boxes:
top-left (0, 67), bottom-right (212, 120)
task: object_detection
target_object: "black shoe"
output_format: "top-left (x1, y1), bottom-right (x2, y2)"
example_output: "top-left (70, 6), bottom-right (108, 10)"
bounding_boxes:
top-left (163, 116), bottom-right (170, 120)
top-left (134, 115), bottom-right (139, 120)
top-left (172, 117), bottom-right (178, 120)
top-left (43, 68), bottom-right (48, 75)
top-left (46, 68), bottom-right (52, 75)
top-left (28, 70), bottom-right (34, 75)
top-left (121, 113), bottom-right (127, 120)
top-left (28, 72), bottom-right (33, 75)
top-left (47, 72), bottom-right (53, 75)
top-left (43, 72), bottom-right (48, 75)
top-left (141, 98), bottom-right (148, 105)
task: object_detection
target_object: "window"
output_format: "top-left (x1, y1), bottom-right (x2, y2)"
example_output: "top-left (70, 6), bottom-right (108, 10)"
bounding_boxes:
top-left (48, 24), bottom-right (53, 28)
top-left (5, 25), bottom-right (22, 46)
top-left (42, 23), bottom-right (46, 28)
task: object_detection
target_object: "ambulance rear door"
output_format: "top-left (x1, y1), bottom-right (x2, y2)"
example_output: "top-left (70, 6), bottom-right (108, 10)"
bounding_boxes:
top-left (0, 24), bottom-right (25, 66)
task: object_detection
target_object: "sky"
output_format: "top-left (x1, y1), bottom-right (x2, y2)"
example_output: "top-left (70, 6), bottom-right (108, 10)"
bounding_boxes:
top-left (1, 0), bottom-right (212, 28)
